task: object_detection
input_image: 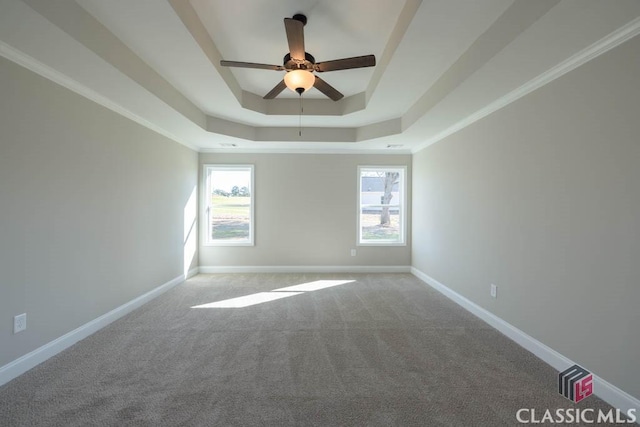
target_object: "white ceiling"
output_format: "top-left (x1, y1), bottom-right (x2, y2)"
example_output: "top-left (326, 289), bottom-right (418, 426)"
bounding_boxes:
top-left (1, 0), bottom-right (639, 153)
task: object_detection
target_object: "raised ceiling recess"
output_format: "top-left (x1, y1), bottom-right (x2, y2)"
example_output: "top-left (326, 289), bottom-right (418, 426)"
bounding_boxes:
top-left (1, 0), bottom-right (639, 151)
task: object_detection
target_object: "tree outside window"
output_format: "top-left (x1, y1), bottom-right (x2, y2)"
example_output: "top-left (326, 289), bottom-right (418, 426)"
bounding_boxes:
top-left (358, 166), bottom-right (406, 245)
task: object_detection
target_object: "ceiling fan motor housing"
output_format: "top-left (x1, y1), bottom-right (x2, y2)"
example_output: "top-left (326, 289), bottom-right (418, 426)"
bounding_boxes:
top-left (292, 13), bottom-right (307, 26)
top-left (283, 52), bottom-right (316, 70)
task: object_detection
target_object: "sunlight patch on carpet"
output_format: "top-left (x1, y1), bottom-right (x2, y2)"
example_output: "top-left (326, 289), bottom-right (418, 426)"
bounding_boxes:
top-left (272, 279), bottom-right (355, 292)
top-left (191, 279), bottom-right (355, 308)
top-left (192, 292), bottom-right (303, 308)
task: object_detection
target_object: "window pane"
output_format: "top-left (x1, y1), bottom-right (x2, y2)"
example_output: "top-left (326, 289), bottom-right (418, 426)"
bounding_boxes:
top-left (360, 207), bottom-right (400, 241)
top-left (211, 194), bottom-right (250, 240)
top-left (206, 166), bottom-right (253, 245)
top-left (358, 166), bottom-right (405, 245)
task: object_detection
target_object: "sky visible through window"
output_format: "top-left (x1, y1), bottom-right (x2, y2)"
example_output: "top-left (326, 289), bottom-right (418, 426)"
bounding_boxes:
top-left (211, 170), bottom-right (250, 192)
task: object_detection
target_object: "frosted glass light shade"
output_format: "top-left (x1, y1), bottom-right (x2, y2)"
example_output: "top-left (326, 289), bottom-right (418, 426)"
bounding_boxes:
top-left (284, 70), bottom-right (315, 93)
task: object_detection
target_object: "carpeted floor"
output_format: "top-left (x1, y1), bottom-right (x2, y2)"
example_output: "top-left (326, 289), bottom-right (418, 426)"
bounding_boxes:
top-left (0, 273), bottom-right (627, 426)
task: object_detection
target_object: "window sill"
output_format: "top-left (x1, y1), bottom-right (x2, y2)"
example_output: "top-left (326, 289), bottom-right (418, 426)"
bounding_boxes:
top-left (357, 242), bottom-right (406, 247)
top-left (203, 241), bottom-right (254, 247)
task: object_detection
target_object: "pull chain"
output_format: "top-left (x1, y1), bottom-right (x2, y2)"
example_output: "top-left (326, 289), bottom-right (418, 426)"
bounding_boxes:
top-left (299, 93), bottom-right (303, 137)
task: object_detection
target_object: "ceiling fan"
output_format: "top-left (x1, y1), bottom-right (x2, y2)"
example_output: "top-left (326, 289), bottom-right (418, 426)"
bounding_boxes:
top-left (220, 14), bottom-right (376, 101)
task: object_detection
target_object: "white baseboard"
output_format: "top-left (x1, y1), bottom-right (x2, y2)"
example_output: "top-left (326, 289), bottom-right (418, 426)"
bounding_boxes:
top-left (186, 267), bottom-right (199, 279)
top-left (411, 267), bottom-right (640, 417)
top-left (0, 273), bottom-right (185, 387)
top-left (199, 265), bottom-right (411, 274)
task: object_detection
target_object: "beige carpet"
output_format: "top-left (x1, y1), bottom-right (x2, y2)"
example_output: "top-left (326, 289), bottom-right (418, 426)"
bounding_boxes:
top-left (0, 273), bottom-right (626, 426)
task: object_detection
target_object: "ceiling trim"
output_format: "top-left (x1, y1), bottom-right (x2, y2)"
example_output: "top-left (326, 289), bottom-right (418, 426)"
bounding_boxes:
top-left (23, 0), bottom-right (206, 128)
top-left (240, 90), bottom-right (367, 116)
top-left (403, 0), bottom-right (560, 130)
top-left (6, 1), bottom-right (638, 153)
top-left (1, 33), bottom-right (406, 155)
top-left (167, 0), bottom-right (242, 100)
top-left (199, 147), bottom-right (412, 155)
top-left (0, 40), bottom-right (197, 152)
top-left (15, 0), bottom-right (570, 146)
top-left (364, 0), bottom-right (422, 104)
top-left (411, 15), bottom-right (640, 154)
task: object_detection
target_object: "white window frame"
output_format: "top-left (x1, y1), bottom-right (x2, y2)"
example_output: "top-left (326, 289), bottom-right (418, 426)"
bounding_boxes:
top-left (203, 164), bottom-right (254, 246)
top-left (357, 165), bottom-right (407, 246)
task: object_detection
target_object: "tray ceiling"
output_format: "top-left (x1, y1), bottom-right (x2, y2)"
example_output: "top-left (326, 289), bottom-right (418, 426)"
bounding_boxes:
top-left (1, 0), bottom-right (639, 152)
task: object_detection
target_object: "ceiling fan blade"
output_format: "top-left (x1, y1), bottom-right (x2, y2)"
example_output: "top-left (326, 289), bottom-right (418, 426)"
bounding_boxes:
top-left (220, 60), bottom-right (283, 71)
top-left (284, 18), bottom-right (305, 61)
top-left (314, 55), bottom-right (376, 72)
top-left (313, 76), bottom-right (343, 101)
top-left (263, 80), bottom-right (287, 99)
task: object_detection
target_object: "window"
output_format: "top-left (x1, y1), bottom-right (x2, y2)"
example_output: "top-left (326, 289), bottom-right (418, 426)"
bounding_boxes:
top-left (358, 166), bottom-right (406, 245)
top-left (204, 165), bottom-right (254, 246)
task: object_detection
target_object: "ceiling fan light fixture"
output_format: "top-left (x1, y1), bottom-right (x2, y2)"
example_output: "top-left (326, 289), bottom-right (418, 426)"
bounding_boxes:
top-left (284, 69), bottom-right (315, 94)
top-left (220, 14), bottom-right (375, 101)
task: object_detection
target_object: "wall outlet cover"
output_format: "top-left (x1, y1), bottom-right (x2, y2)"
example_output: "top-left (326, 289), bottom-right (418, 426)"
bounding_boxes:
top-left (14, 313), bottom-right (27, 334)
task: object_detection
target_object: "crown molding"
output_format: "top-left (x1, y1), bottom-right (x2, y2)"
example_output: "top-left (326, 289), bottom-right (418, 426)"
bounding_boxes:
top-left (411, 16), bottom-right (640, 154)
top-left (198, 147), bottom-right (412, 155)
top-left (5, 2), bottom-right (638, 152)
top-left (0, 41), bottom-right (199, 152)
top-left (0, 37), bottom-right (405, 147)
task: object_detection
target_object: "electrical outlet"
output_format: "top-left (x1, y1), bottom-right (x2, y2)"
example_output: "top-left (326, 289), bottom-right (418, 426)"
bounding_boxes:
top-left (490, 284), bottom-right (498, 299)
top-left (14, 313), bottom-right (27, 334)
top-left (350, 249), bottom-right (356, 256)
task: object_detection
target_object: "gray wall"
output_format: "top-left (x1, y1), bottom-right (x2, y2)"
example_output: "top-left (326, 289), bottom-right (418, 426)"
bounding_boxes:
top-left (412, 36), bottom-right (640, 399)
top-left (199, 153), bottom-right (411, 268)
top-left (0, 57), bottom-right (198, 367)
